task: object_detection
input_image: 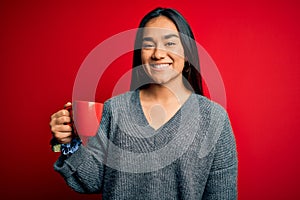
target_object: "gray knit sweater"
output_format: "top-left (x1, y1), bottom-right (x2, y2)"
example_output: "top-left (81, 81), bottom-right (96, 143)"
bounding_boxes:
top-left (54, 90), bottom-right (237, 199)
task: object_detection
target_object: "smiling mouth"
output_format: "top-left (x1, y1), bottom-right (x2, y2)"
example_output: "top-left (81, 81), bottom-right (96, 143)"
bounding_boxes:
top-left (150, 63), bottom-right (171, 70)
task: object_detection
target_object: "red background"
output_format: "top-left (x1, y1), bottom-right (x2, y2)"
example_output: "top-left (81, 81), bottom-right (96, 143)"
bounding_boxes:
top-left (1, 0), bottom-right (299, 199)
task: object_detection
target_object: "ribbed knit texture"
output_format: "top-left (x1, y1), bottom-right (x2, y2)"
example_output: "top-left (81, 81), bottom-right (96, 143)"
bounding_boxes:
top-left (54, 90), bottom-right (238, 199)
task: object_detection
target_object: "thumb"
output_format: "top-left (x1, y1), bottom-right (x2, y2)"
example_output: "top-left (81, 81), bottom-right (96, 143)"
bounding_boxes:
top-left (64, 102), bottom-right (72, 108)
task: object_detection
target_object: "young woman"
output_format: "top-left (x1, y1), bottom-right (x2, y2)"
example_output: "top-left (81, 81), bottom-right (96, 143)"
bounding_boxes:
top-left (50, 7), bottom-right (238, 199)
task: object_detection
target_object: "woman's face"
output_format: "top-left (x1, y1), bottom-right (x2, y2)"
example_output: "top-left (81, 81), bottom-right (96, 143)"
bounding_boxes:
top-left (141, 16), bottom-right (185, 85)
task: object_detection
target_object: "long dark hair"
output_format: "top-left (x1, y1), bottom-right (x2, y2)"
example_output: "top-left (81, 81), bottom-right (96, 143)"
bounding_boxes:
top-left (130, 7), bottom-right (203, 95)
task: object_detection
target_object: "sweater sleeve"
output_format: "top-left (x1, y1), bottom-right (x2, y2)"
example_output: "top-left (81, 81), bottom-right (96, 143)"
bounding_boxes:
top-left (53, 100), bottom-right (112, 194)
top-left (202, 113), bottom-right (238, 200)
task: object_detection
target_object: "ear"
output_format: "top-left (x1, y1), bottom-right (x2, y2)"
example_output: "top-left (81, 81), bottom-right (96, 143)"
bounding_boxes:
top-left (183, 61), bottom-right (191, 73)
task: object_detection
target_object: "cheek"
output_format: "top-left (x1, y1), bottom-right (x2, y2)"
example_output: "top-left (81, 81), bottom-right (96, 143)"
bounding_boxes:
top-left (171, 52), bottom-right (185, 64)
top-left (141, 50), bottom-right (151, 64)
top-left (169, 47), bottom-right (185, 60)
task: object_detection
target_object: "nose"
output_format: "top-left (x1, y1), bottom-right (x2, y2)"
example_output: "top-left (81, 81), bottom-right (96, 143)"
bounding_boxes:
top-left (151, 47), bottom-right (166, 60)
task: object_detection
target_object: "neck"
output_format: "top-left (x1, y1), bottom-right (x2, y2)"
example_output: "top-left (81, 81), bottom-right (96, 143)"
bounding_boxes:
top-left (141, 80), bottom-right (191, 105)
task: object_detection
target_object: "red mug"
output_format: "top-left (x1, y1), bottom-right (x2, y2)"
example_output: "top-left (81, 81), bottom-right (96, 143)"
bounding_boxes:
top-left (72, 100), bottom-right (104, 137)
top-left (51, 101), bottom-right (103, 152)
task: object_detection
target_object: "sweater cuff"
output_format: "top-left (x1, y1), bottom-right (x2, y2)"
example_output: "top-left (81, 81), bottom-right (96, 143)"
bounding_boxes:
top-left (54, 146), bottom-right (88, 179)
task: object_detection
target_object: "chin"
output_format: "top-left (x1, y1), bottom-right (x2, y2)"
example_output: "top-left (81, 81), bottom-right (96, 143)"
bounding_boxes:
top-left (150, 77), bottom-right (170, 85)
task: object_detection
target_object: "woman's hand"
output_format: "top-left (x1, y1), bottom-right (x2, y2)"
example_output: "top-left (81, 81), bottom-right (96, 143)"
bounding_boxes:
top-left (50, 102), bottom-right (73, 144)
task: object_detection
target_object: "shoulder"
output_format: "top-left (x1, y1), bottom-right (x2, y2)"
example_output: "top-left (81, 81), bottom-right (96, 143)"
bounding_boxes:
top-left (103, 91), bottom-right (136, 111)
top-left (194, 94), bottom-right (236, 161)
top-left (192, 94), bottom-right (228, 120)
top-left (104, 91), bottom-right (136, 104)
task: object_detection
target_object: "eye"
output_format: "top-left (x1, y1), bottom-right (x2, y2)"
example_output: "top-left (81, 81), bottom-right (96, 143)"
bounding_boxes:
top-left (142, 43), bottom-right (155, 49)
top-left (165, 42), bottom-right (176, 47)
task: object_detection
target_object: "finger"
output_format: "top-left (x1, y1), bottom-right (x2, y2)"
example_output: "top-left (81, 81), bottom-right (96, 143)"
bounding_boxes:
top-left (55, 134), bottom-right (73, 144)
top-left (51, 109), bottom-right (70, 120)
top-left (64, 102), bottom-right (72, 108)
top-left (52, 130), bottom-right (72, 139)
top-left (50, 116), bottom-right (71, 128)
top-left (52, 124), bottom-right (72, 133)
top-left (57, 115), bottom-right (71, 124)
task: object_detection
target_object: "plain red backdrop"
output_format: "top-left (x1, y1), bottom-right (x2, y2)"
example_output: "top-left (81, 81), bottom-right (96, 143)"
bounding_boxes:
top-left (0, 0), bottom-right (299, 199)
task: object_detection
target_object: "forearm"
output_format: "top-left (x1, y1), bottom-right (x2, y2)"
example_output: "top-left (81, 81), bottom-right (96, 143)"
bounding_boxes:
top-left (54, 146), bottom-right (104, 193)
top-left (203, 164), bottom-right (238, 200)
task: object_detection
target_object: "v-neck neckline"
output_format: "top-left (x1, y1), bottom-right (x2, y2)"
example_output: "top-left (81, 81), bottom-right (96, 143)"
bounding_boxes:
top-left (136, 90), bottom-right (193, 132)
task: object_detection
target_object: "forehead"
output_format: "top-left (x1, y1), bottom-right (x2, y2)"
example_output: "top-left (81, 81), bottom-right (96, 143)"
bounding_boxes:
top-left (143, 16), bottom-right (179, 37)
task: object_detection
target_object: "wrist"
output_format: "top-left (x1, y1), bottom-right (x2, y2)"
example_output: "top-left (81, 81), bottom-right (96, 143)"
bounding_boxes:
top-left (61, 137), bottom-right (82, 156)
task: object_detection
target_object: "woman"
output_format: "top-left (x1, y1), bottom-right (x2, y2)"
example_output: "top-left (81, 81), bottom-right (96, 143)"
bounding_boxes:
top-left (50, 7), bottom-right (238, 199)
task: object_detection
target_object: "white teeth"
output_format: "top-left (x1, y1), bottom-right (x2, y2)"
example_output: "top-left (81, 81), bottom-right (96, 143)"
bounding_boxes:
top-left (151, 64), bottom-right (169, 69)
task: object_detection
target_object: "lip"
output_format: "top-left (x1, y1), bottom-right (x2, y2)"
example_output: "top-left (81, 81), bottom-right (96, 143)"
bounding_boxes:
top-left (149, 63), bottom-right (171, 71)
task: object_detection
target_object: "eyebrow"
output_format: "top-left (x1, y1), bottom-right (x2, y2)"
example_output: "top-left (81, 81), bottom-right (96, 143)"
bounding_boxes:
top-left (142, 34), bottom-right (179, 42)
top-left (164, 34), bottom-right (179, 40)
